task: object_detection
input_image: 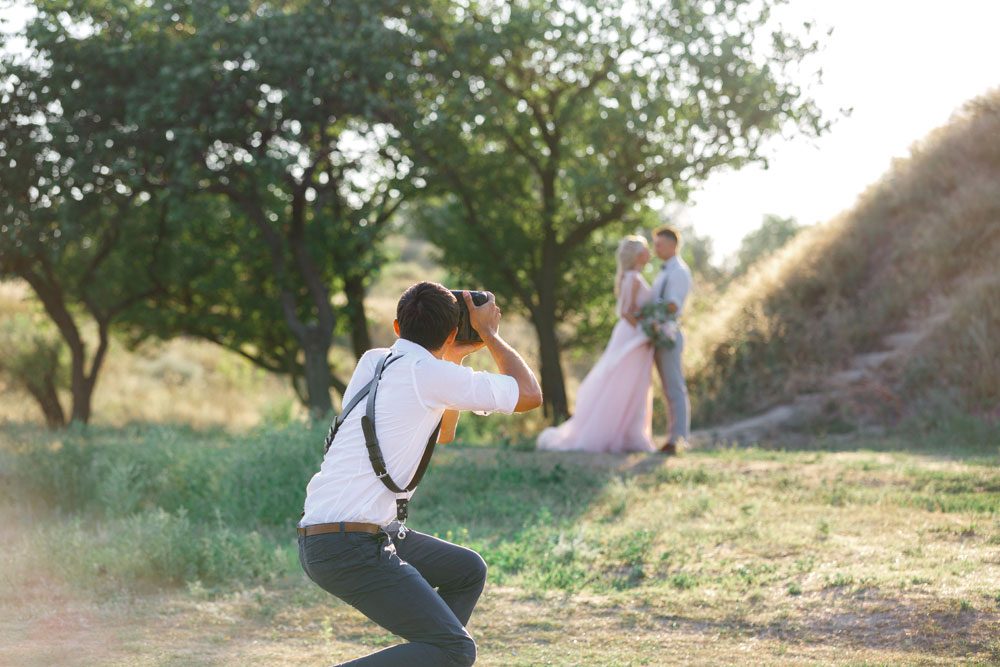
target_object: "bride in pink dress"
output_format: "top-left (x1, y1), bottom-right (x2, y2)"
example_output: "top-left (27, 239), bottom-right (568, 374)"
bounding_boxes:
top-left (537, 235), bottom-right (656, 453)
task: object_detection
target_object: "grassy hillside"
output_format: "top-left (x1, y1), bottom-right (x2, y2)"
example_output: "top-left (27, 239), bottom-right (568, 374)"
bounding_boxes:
top-left (686, 89), bottom-right (1000, 427)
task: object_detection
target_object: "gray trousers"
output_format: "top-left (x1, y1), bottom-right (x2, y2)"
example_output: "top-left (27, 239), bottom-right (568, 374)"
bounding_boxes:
top-left (299, 524), bottom-right (486, 666)
top-left (654, 330), bottom-right (690, 442)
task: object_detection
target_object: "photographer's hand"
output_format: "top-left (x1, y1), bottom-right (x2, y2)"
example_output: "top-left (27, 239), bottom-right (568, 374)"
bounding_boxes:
top-left (463, 291), bottom-right (543, 413)
top-left (464, 290), bottom-right (501, 338)
top-left (438, 295), bottom-right (502, 444)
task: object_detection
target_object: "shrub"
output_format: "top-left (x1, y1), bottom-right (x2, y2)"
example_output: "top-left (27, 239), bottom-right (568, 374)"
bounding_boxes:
top-left (41, 508), bottom-right (282, 589)
top-left (6, 422), bottom-right (322, 528)
top-left (0, 313), bottom-right (68, 427)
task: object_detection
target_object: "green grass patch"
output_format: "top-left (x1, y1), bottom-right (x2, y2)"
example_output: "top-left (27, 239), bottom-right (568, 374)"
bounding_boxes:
top-left (2, 422), bottom-right (998, 604)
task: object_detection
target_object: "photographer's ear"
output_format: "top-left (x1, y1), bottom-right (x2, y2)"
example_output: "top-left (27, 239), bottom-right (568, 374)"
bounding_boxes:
top-left (393, 319), bottom-right (401, 337)
top-left (446, 326), bottom-right (458, 347)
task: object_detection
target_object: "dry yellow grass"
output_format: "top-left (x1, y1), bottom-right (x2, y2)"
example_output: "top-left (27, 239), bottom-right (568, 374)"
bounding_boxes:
top-left (0, 279), bottom-right (297, 429)
top-left (1, 235), bottom-right (550, 430)
top-left (685, 88), bottom-right (1000, 425)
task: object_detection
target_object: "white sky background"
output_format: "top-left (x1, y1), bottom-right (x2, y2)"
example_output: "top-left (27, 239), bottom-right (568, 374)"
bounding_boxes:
top-left (678, 0), bottom-right (1000, 258)
top-left (4, 1), bottom-right (1000, 260)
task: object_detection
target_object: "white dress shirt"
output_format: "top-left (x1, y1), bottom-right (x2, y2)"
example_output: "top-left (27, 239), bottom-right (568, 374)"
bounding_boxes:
top-left (651, 255), bottom-right (693, 318)
top-left (302, 337), bottom-right (519, 526)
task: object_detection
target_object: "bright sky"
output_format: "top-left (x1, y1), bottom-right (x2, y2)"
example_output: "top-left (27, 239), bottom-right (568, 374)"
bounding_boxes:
top-left (4, 1), bottom-right (1000, 260)
top-left (679, 0), bottom-right (1000, 258)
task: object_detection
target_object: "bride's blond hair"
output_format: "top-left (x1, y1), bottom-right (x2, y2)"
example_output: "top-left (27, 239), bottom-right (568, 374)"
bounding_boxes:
top-left (615, 235), bottom-right (648, 297)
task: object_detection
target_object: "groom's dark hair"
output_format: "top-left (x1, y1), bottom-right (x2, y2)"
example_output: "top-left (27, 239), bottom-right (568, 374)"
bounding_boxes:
top-left (397, 282), bottom-right (460, 351)
top-left (654, 225), bottom-right (681, 244)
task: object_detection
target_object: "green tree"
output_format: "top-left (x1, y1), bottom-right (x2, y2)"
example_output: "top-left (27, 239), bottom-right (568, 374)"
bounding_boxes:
top-left (13, 1), bottom-right (416, 417)
top-left (0, 20), bottom-right (182, 425)
top-left (126, 0), bottom-right (415, 417)
top-left (394, 0), bottom-right (827, 420)
top-left (731, 213), bottom-right (803, 277)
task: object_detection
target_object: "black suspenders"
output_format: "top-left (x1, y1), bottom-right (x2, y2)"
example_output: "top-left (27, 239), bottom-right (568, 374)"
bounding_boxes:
top-left (322, 353), bottom-right (405, 454)
top-left (322, 352), bottom-right (442, 535)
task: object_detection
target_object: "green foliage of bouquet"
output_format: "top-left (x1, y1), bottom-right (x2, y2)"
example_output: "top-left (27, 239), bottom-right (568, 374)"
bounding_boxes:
top-left (638, 301), bottom-right (678, 349)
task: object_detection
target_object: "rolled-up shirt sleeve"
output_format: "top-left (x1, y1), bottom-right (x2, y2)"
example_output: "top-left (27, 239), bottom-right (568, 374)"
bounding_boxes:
top-left (413, 357), bottom-right (519, 415)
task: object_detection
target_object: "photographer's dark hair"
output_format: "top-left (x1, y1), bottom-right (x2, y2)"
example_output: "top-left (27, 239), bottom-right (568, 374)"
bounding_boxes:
top-left (654, 225), bottom-right (681, 245)
top-left (396, 282), bottom-right (460, 350)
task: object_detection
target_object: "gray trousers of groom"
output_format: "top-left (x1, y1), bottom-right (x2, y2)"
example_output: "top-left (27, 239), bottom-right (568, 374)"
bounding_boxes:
top-left (299, 523), bottom-right (486, 666)
top-left (655, 329), bottom-right (690, 442)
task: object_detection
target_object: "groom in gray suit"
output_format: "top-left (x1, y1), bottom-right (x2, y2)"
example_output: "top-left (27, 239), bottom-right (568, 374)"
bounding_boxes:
top-left (651, 226), bottom-right (692, 454)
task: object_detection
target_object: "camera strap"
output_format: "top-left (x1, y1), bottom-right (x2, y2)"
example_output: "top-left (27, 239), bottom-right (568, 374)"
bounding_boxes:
top-left (322, 351), bottom-right (441, 539)
top-left (323, 353), bottom-right (405, 454)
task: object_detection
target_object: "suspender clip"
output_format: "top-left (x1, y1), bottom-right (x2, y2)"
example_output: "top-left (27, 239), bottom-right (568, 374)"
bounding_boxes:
top-left (395, 499), bottom-right (409, 540)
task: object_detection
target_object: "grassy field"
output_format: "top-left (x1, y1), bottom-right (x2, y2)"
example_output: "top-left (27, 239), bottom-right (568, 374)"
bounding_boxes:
top-left (2, 421), bottom-right (998, 666)
top-left (2, 33), bottom-right (997, 667)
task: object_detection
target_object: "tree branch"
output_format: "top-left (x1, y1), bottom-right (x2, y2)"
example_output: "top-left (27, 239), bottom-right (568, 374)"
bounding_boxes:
top-left (495, 123), bottom-right (544, 175)
top-left (287, 161), bottom-right (335, 335)
top-left (409, 139), bottom-right (538, 310)
top-left (208, 179), bottom-right (309, 341)
top-left (555, 55), bottom-right (615, 127)
top-left (23, 255), bottom-right (85, 359)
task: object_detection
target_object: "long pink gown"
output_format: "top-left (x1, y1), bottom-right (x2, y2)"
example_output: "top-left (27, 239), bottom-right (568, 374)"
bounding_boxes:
top-left (537, 270), bottom-right (656, 453)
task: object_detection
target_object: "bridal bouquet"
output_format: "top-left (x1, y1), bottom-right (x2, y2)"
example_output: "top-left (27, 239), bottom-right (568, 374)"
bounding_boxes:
top-left (638, 301), bottom-right (678, 349)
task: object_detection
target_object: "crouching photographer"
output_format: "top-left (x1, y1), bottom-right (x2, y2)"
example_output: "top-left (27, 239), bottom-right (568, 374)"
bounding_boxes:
top-left (298, 282), bottom-right (543, 666)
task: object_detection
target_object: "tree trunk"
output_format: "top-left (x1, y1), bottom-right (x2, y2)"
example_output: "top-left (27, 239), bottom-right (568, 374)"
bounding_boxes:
top-left (67, 321), bottom-right (109, 425)
top-left (532, 153), bottom-right (572, 422)
top-left (26, 376), bottom-right (66, 429)
top-left (21, 270), bottom-right (95, 424)
top-left (530, 302), bottom-right (569, 423)
top-left (531, 210), bottom-right (570, 423)
top-left (301, 330), bottom-right (334, 419)
top-left (343, 273), bottom-right (372, 359)
top-left (67, 348), bottom-right (91, 424)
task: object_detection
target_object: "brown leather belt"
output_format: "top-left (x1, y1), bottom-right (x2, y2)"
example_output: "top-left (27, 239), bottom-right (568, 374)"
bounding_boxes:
top-left (297, 521), bottom-right (382, 537)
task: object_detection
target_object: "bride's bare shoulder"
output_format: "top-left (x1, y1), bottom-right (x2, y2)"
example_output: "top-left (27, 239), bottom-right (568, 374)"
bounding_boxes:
top-left (632, 271), bottom-right (650, 285)
top-left (620, 271), bottom-right (650, 292)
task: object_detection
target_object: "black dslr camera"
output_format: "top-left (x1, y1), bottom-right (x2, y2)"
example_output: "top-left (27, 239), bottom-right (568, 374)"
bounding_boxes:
top-left (450, 290), bottom-right (489, 343)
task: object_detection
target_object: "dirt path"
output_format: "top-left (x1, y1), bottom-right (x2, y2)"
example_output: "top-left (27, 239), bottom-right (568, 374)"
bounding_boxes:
top-left (692, 313), bottom-right (948, 446)
top-left (3, 582), bottom-right (996, 666)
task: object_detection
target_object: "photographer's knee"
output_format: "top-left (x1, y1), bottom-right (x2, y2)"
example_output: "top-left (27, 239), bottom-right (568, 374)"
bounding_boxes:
top-left (470, 551), bottom-right (488, 586)
top-left (449, 636), bottom-right (477, 666)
